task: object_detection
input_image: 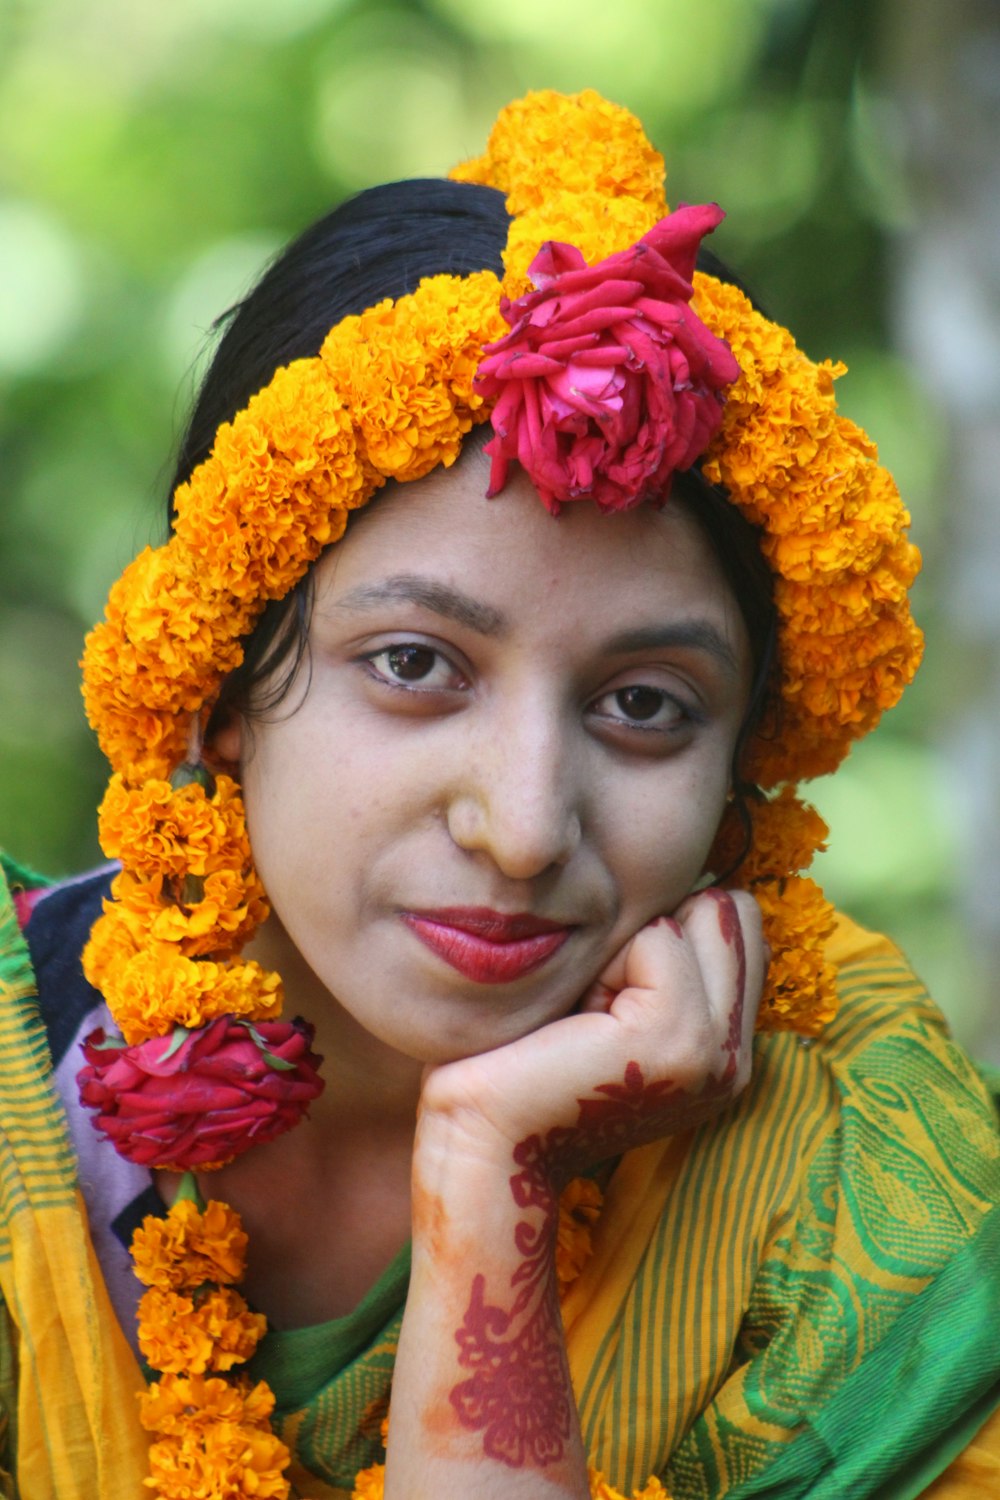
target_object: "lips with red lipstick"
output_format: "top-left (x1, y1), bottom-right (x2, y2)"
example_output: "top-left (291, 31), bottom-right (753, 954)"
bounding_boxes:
top-left (400, 907), bottom-right (574, 984)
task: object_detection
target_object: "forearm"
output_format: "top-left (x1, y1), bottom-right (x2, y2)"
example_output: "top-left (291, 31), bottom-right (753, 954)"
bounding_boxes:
top-left (385, 1113), bottom-right (589, 1499)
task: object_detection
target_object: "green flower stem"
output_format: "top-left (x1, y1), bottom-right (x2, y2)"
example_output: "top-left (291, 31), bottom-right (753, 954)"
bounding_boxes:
top-left (173, 1170), bottom-right (206, 1210)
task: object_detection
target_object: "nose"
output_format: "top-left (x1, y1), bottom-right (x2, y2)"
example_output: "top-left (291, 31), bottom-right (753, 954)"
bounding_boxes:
top-left (446, 705), bottom-right (582, 880)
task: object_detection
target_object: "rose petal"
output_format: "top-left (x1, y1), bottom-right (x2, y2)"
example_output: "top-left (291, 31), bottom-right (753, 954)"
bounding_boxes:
top-left (77, 1017), bottom-right (324, 1169)
top-left (478, 204), bottom-right (735, 513)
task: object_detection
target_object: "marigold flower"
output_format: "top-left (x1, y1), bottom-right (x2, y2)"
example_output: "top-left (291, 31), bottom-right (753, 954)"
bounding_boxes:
top-left (710, 788), bottom-right (828, 886)
top-left (352, 1464), bottom-right (386, 1500)
top-left (450, 88), bottom-right (666, 222)
top-left (96, 947), bottom-right (281, 1045)
top-left (138, 1287), bottom-right (266, 1375)
top-left (692, 270), bottom-right (923, 788)
top-left (319, 273), bottom-right (505, 484)
top-left (556, 1176), bottom-right (603, 1292)
top-left (131, 1200), bottom-right (249, 1290)
top-left (109, 865), bottom-right (268, 960)
top-left (173, 359), bottom-right (361, 603)
top-left (82, 543), bottom-right (254, 779)
top-left (145, 1421), bottom-right (291, 1500)
top-left (81, 905), bottom-right (141, 993)
top-left (755, 875), bottom-right (838, 1033)
top-left (98, 773), bottom-right (254, 882)
top-left (502, 191), bottom-right (661, 290)
top-left (589, 1471), bottom-right (672, 1500)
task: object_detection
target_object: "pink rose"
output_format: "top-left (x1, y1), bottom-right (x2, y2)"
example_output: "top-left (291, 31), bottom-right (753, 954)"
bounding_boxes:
top-left (77, 1016), bottom-right (324, 1169)
top-left (476, 204), bottom-right (739, 514)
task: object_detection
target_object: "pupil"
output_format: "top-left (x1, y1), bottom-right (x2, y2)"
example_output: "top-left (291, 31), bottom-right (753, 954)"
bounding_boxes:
top-left (388, 646), bottom-right (433, 681)
top-left (618, 686), bottom-right (662, 721)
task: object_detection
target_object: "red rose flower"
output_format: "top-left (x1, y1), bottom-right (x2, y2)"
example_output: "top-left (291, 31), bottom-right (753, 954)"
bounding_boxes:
top-left (476, 203), bottom-right (739, 514)
top-left (77, 1016), bottom-right (324, 1169)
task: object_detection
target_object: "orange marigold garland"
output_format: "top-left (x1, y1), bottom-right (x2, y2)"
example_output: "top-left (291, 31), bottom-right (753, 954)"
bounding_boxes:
top-left (134, 1179), bottom-right (292, 1500)
top-left (707, 787), bottom-right (836, 1033)
top-left (692, 273), bottom-right (924, 788)
top-left (73, 87), bottom-right (925, 1497)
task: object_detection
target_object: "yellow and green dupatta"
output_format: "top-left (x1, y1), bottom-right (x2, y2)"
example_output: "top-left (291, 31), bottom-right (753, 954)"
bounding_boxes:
top-left (0, 858), bottom-right (148, 1498)
top-left (1, 851), bottom-right (998, 1499)
top-left (563, 918), bottom-right (1000, 1498)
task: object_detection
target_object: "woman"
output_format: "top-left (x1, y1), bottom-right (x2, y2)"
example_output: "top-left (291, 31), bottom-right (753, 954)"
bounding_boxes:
top-left (1, 89), bottom-right (998, 1500)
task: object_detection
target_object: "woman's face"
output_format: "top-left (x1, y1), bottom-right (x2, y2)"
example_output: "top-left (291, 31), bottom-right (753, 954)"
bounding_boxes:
top-left (220, 446), bottom-right (752, 1065)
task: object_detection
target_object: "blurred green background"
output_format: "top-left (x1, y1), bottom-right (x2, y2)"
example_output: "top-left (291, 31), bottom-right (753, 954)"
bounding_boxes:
top-left (2, 0), bottom-right (997, 1054)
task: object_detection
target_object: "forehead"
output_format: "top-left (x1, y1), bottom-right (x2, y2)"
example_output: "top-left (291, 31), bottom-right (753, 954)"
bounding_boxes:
top-left (314, 445), bottom-right (750, 668)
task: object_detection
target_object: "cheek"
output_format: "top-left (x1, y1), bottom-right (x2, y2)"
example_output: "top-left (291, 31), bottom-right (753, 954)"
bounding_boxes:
top-left (240, 703), bottom-right (418, 921)
top-left (237, 719), bottom-right (345, 893)
top-left (606, 760), bottom-right (730, 916)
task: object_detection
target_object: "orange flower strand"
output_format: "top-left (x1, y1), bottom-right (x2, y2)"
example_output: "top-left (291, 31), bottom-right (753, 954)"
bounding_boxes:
top-left (707, 791), bottom-right (835, 1029)
top-left (131, 1199), bottom-right (249, 1291)
top-left (80, 905), bottom-right (141, 992)
top-left (81, 543), bottom-right (254, 779)
top-left (172, 361), bottom-right (358, 604)
top-left (755, 875), bottom-right (838, 1034)
top-left (556, 1176), bottom-right (604, 1293)
top-left (693, 271), bottom-right (923, 788)
top-left (319, 271), bottom-right (506, 482)
top-left (707, 789), bottom-right (826, 883)
top-left (501, 190), bottom-right (662, 291)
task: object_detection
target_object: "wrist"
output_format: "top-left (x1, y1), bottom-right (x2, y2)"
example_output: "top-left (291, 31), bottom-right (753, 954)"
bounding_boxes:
top-left (410, 1106), bottom-right (537, 1261)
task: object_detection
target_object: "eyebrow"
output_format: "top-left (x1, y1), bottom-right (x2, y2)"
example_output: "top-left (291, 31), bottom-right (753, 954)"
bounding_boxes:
top-left (332, 575), bottom-right (508, 636)
top-left (333, 573), bottom-right (740, 676)
top-left (601, 622), bottom-right (742, 678)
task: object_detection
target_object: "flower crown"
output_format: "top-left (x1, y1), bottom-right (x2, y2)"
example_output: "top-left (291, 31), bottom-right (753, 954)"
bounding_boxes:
top-left (76, 89), bottom-right (922, 1498)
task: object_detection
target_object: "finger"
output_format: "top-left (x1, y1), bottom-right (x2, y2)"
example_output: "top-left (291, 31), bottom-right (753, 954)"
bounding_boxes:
top-left (676, 888), bottom-right (764, 1088)
top-left (592, 913), bottom-right (683, 999)
top-left (579, 917), bottom-right (719, 1087)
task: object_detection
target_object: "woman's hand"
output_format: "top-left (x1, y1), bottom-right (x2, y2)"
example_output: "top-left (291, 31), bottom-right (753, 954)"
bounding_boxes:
top-left (418, 886), bottom-right (766, 1173)
top-left (385, 889), bottom-right (765, 1498)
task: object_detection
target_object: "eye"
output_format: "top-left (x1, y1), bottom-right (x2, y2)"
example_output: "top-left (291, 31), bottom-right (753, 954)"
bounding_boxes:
top-left (612, 686), bottom-right (671, 722)
top-left (590, 682), bottom-right (696, 733)
top-left (363, 642), bottom-right (465, 692)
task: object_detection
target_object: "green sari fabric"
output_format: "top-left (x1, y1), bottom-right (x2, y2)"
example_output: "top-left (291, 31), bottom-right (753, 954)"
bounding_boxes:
top-left (258, 1251), bottom-right (409, 1495)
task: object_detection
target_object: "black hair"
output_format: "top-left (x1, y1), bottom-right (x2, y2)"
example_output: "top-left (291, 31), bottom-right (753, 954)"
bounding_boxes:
top-left (167, 180), bottom-right (511, 505)
top-left (170, 179), bottom-right (776, 861)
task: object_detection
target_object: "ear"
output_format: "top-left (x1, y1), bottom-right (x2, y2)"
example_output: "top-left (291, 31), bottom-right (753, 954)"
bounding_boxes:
top-left (207, 711), bottom-right (244, 767)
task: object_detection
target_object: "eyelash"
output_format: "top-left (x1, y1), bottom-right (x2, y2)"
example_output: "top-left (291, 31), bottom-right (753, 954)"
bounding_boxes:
top-left (360, 642), bottom-right (702, 737)
top-left (362, 643), bottom-right (467, 693)
top-left (589, 685), bottom-right (700, 735)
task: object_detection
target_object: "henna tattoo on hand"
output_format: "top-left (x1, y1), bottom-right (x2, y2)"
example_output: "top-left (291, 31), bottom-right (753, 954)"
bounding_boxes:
top-left (448, 1131), bottom-right (571, 1468)
top-left (704, 888), bottom-right (747, 1081)
top-left (449, 895), bottom-right (752, 1468)
top-left (448, 1063), bottom-right (694, 1469)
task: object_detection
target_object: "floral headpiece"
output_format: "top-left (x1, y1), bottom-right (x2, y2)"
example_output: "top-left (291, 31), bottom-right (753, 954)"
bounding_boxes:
top-left (77, 89), bottom-right (922, 1498)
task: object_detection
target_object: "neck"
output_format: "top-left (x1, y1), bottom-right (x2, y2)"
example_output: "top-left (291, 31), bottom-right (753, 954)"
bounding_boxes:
top-left (156, 912), bottom-right (427, 1325)
top-left (245, 907), bottom-right (427, 1129)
